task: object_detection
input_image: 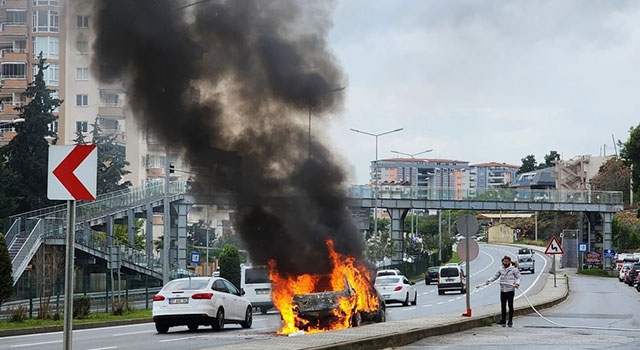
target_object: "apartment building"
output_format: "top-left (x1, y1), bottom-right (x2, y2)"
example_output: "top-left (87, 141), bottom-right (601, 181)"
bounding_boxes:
top-left (471, 162), bottom-right (519, 190)
top-left (0, 0), bottom-right (180, 187)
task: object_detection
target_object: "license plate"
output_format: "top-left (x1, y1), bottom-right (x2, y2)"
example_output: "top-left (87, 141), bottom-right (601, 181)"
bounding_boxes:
top-left (256, 289), bottom-right (270, 295)
top-left (446, 278), bottom-right (453, 282)
top-left (169, 298), bottom-right (189, 304)
top-left (383, 295), bottom-right (390, 299)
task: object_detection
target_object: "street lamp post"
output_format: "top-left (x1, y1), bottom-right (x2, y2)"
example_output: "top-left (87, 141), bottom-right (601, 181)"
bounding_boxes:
top-left (390, 149), bottom-right (433, 236)
top-left (308, 87), bottom-right (345, 159)
top-left (350, 127), bottom-right (403, 238)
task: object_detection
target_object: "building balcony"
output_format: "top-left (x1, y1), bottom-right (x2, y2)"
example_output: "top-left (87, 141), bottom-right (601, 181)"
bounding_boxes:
top-left (146, 167), bottom-right (165, 178)
top-left (98, 104), bottom-right (125, 117)
top-left (0, 129), bottom-right (17, 146)
top-left (0, 48), bottom-right (27, 60)
top-left (3, 0), bottom-right (29, 7)
top-left (1, 77), bottom-right (27, 90)
top-left (1, 102), bottom-right (23, 115)
top-left (0, 23), bottom-right (27, 36)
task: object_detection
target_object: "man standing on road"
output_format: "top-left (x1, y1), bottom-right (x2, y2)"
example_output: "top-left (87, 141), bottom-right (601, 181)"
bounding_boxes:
top-left (486, 256), bottom-right (521, 327)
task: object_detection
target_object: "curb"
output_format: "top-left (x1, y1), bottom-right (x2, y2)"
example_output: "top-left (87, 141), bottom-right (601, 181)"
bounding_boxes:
top-left (0, 318), bottom-right (152, 337)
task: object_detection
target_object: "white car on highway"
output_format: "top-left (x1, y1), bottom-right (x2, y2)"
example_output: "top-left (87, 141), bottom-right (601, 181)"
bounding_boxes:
top-left (374, 275), bottom-right (417, 306)
top-left (152, 277), bottom-right (253, 333)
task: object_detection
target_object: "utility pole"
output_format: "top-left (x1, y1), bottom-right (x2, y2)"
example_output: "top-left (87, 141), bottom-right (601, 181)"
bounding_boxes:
top-left (162, 145), bottom-right (171, 284)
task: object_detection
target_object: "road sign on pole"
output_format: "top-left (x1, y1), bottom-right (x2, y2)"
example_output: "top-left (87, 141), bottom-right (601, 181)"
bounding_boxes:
top-left (190, 251), bottom-right (201, 265)
top-left (544, 236), bottom-right (564, 255)
top-left (48, 145), bottom-right (97, 200)
top-left (456, 214), bottom-right (478, 318)
top-left (578, 243), bottom-right (588, 253)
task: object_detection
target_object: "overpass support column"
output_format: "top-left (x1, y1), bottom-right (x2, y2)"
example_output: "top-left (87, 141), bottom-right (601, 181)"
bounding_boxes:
top-left (145, 203), bottom-right (154, 268)
top-left (127, 209), bottom-right (135, 246)
top-left (388, 208), bottom-right (408, 265)
top-left (106, 215), bottom-right (114, 247)
top-left (602, 212), bottom-right (613, 269)
top-left (176, 202), bottom-right (191, 269)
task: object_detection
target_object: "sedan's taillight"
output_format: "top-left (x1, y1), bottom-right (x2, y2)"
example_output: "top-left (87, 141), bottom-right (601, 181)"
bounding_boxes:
top-left (152, 294), bottom-right (165, 302)
top-left (191, 293), bottom-right (214, 300)
top-left (394, 286), bottom-right (403, 291)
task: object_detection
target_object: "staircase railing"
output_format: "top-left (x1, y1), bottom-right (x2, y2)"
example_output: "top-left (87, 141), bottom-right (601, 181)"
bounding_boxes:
top-left (11, 219), bottom-right (45, 282)
top-left (4, 217), bottom-right (20, 248)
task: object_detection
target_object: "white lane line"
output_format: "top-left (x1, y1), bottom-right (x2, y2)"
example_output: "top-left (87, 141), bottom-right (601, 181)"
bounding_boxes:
top-left (515, 253), bottom-right (549, 300)
top-left (437, 302), bottom-right (445, 305)
top-left (158, 335), bottom-right (205, 343)
top-left (455, 297), bottom-right (462, 300)
top-left (422, 304), bottom-right (432, 308)
top-left (447, 298), bottom-right (455, 302)
top-left (87, 347), bottom-right (118, 350)
top-left (112, 330), bottom-right (148, 336)
top-left (10, 340), bottom-right (63, 348)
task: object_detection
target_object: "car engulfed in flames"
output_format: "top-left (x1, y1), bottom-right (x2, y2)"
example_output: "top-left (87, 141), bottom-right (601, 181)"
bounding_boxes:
top-left (269, 240), bottom-right (385, 335)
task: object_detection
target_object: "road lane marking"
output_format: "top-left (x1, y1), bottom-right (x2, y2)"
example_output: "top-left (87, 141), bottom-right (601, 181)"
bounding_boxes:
top-left (88, 347), bottom-right (118, 350)
top-left (422, 304), bottom-right (432, 308)
top-left (10, 340), bottom-right (62, 348)
top-left (112, 331), bottom-right (148, 336)
top-left (158, 335), bottom-right (206, 342)
top-left (437, 302), bottom-right (445, 305)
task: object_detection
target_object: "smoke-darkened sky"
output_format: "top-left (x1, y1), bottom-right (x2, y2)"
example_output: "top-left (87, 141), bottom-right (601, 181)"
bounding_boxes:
top-left (92, 0), bottom-right (360, 276)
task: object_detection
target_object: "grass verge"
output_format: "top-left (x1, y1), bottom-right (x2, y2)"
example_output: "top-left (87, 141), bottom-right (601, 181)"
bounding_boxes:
top-left (0, 309), bottom-right (151, 331)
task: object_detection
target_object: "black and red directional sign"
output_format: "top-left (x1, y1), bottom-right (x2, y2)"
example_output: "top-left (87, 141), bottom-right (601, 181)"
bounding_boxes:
top-left (48, 145), bottom-right (97, 201)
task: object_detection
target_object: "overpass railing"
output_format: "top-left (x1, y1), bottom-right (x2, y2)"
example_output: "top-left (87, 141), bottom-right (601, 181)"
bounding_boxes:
top-left (347, 185), bottom-right (623, 205)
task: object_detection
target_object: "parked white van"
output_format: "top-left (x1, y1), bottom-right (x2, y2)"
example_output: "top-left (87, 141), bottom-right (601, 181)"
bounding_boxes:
top-left (240, 265), bottom-right (274, 315)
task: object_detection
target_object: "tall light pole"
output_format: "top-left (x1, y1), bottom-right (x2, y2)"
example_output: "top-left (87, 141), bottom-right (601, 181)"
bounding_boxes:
top-left (350, 127), bottom-right (403, 238)
top-left (390, 149), bottom-right (433, 236)
top-left (308, 86), bottom-right (345, 158)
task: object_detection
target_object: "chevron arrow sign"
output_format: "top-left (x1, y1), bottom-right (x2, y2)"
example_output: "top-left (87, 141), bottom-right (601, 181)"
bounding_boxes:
top-left (48, 145), bottom-right (97, 201)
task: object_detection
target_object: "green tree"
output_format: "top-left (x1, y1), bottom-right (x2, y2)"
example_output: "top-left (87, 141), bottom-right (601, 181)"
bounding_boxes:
top-left (219, 244), bottom-right (241, 289)
top-left (0, 162), bottom-right (19, 218)
top-left (90, 118), bottom-right (131, 195)
top-left (539, 150), bottom-right (560, 169)
top-left (0, 54), bottom-right (62, 214)
top-left (590, 156), bottom-right (631, 204)
top-left (518, 155), bottom-right (537, 174)
top-left (620, 125), bottom-right (640, 195)
top-left (0, 232), bottom-right (13, 309)
top-left (365, 231), bottom-right (394, 263)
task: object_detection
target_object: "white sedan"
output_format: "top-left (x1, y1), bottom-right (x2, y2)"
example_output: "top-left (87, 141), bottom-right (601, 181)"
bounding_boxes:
top-left (152, 276), bottom-right (253, 333)
top-left (374, 275), bottom-right (418, 306)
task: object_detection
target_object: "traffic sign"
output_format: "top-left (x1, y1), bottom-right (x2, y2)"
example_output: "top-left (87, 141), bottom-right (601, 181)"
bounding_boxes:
top-left (190, 251), bottom-right (201, 265)
top-left (544, 236), bottom-right (564, 255)
top-left (578, 242), bottom-right (588, 253)
top-left (457, 238), bottom-right (479, 261)
top-left (603, 249), bottom-right (616, 259)
top-left (48, 145), bottom-right (97, 200)
top-left (456, 214), bottom-right (479, 236)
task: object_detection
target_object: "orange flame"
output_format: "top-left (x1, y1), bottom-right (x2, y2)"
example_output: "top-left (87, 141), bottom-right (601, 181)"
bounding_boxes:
top-left (269, 239), bottom-right (380, 335)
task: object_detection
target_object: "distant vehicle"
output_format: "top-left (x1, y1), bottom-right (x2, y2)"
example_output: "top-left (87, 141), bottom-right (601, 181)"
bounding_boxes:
top-left (152, 277), bottom-right (252, 334)
top-left (376, 269), bottom-right (402, 277)
top-left (424, 266), bottom-right (439, 285)
top-left (212, 266), bottom-right (220, 277)
top-left (241, 265), bottom-right (274, 314)
top-left (517, 247), bottom-right (535, 257)
top-left (374, 275), bottom-right (417, 306)
top-left (625, 263), bottom-right (640, 286)
top-left (619, 263), bottom-right (633, 282)
top-left (517, 256), bottom-right (535, 274)
top-left (291, 274), bottom-right (385, 330)
top-left (437, 265), bottom-right (466, 295)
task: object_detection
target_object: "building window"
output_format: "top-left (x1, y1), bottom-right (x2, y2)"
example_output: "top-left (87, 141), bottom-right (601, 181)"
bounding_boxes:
top-left (49, 120), bottom-right (58, 134)
top-left (76, 94), bottom-right (88, 107)
top-left (76, 40), bottom-right (89, 54)
top-left (33, 0), bottom-right (60, 5)
top-left (76, 121), bottom-right (88, 133)
top-left (33, 36), bottom-right (59, 59)
top-left (76, 67), bottom-right (89, 81)
top-left (1, 62), bottom-right (26, 79)
top-left (50, 90), bottom-right (59, 111)
top-left (33, 10), bottom-right (58, 32)
top-left (77, 15), bottom-right (89, 28)
top-left (33, 62), bottom-right (58, 86)
top-left (6, 10), bottom-right (27, 25)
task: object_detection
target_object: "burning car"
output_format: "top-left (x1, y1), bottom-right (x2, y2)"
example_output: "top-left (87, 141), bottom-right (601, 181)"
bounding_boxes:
top-left (291, 274), bottom-right (385, 331)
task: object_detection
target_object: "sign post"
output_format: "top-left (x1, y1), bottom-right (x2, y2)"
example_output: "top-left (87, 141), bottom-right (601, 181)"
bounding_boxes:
top-left (456, 214), bottom-right (478, 317)
top-left (48, 145), bottom-right (97, 350)
top-left (544, 236), bottom-right (564, 287)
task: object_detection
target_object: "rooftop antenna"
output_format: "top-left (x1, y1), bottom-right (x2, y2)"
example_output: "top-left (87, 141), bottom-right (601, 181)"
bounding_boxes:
top-left (612, 134), bottom-right (618, 156)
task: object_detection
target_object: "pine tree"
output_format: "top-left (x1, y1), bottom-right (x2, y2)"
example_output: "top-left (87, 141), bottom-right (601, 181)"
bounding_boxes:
top-left (89, 117), bottom-right (131, 195)
top-left (0, 54), bottom-right (62, 214)
top-left (219, 244), bottom-right (241, 289)
top-left (0, 162), bottom-right (19, 218)
top-left (0, 232), bottom-right (13, 307)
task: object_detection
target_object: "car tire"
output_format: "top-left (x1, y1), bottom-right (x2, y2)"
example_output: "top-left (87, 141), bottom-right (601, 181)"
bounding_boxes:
top-left (212, 307), bottom-right (225, 331)
top-left (531, 269), bottom-right (535, 274)
top-left (350, 312), bottom-right (362, 327)
top-left (187, 324), bottom-right (198, 331)
top-left (411, 292), bottom-right (417, 306)
top-left (155, 322), bottom-right (169, 334)
top-left (438, 290), bottom-right (444, 295)
top-left (376, 305), bottom-right (386, 323)
top-left (240, 306), bottom-right (253, 329)
top-left (403, 293), bottom-right (409, 306)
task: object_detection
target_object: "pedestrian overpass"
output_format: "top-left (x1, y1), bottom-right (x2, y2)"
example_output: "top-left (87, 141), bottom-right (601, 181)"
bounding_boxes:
top-left (4, 181), bottom-right (623, 292)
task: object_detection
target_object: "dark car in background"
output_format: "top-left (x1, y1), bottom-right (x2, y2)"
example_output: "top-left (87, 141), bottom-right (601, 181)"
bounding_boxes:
top-left (626, 263), bottom-right (640, 286)
top-left (425, 266), bottom-right (439, 285)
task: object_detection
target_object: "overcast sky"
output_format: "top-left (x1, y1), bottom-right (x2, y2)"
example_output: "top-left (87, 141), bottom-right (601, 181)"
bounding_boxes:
top-left (320, 0), bottom-right (640, 185)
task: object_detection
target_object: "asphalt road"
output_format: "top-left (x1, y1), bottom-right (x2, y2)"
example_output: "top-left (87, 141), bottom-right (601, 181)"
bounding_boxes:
top-left (396, 269), bottom-right (640, 349)
top-left (0, 244), bottom-right (552, 350)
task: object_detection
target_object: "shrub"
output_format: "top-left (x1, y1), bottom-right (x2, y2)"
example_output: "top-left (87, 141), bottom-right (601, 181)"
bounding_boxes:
top-left (6, 306), bottom-right (27, 323)
top-left (111, 300), bottom-right (132, 316)
top-left (73, 296), bottom-right (91, 318)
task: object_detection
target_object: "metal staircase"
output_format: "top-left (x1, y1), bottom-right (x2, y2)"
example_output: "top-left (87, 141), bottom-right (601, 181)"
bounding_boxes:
top-left (7, 180), bottom-right (187, 284)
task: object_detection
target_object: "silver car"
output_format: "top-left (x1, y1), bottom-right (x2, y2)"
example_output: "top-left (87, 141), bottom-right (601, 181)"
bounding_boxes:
top-left (152, 277), bottom-right (252, 333)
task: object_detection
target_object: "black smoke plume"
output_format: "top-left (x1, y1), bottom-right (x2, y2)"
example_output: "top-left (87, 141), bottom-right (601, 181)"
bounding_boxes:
top-left (92, 0), bottom-right (362, 276)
